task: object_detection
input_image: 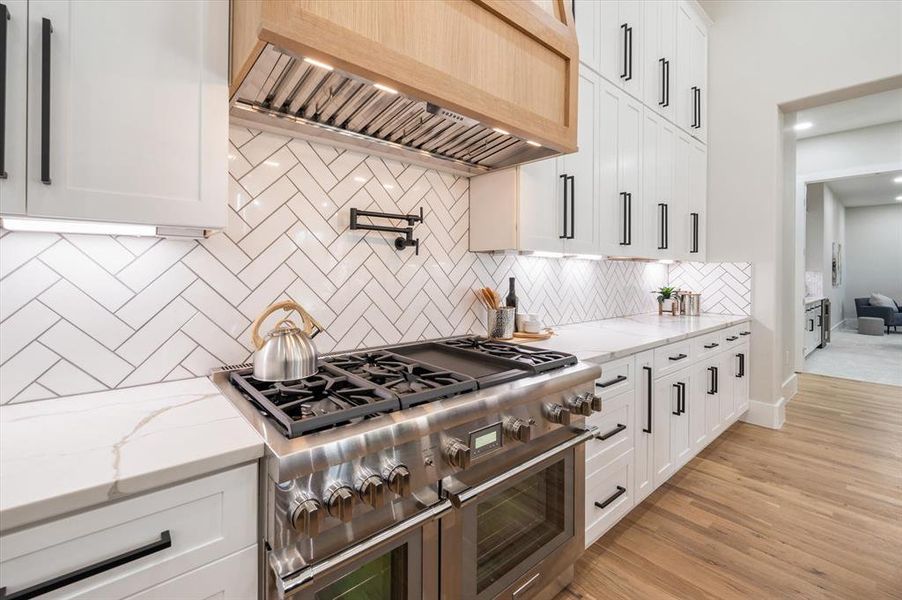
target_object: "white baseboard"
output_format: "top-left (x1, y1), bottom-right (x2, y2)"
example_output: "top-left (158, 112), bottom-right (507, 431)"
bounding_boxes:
top-left (741, 396), bottom-right (786, 429)
top-left (782, 373), bottom-right (799, 402)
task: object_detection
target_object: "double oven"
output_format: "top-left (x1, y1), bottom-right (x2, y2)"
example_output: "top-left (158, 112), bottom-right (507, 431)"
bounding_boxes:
top-left (271, 423), bottom-right (593, 600)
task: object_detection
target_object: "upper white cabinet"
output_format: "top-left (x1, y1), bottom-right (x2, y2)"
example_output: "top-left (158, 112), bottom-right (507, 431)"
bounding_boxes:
top-left (1, 0), bottom-right (228, 231)
top-left (675, 2), bottom-right (708, 142)
top-left (0, 0), bottom-right (27, 215)
top-left (688, 139), bottom-right (707, 258)
top-left (642, 0), bottom-right (677, 121)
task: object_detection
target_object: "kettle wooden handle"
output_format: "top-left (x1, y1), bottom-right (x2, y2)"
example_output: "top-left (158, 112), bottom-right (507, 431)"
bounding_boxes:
top-left (250, 300), bottom-right (325, 350)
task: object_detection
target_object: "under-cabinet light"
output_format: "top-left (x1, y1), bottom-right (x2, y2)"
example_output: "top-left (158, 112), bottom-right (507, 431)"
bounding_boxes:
top-left (658, 259), bottom-right (675, 265)
top-left (492, 127), bottom-right (510, 135)
top-left (569, 253), bottom-right (604, 260)
top-left (528, 250), bottom-right (565, 259)
top-left (896, 195), bottom-right (902, 201)
top-left (793, 121), bottom-right (813, 131)
top-left (373, 83), bottom-right (398, 94)
top-left (303, 57), bottom-right (334, 71)
top-left (0, 217), bottom-right (157, 237)
top-left (893, 176), bottom-right (902, 183)
top-left (526, 140), bottom-right (542, 147)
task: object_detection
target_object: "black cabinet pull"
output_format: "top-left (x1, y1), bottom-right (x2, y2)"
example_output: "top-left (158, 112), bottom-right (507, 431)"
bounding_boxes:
top-left (713, 367), bottom-right (718, 394)
top-left (658, 203), bottom-right (669, 249)
top-left (707, 366), bottom-right (716, 395)
top-left (0, 531), bottom-right (171, 600)
top-left (704, 342), bottom-right (719, 349)
top-left (619, 192), bottom-right (632, 246)
top-left (807, 319), bottom-right (814, 332)
top-left (595, 486), bottom-right (627, 510)
top-left (696, 87), bottom-right (702, 129)
top-left (40, 18), bottom-right (52, 185)
top-left (816, 314), bottom-right (822, 327)
top-left (671, 382), bottom-right (681, 415)
top-left (690, 212), bottom-right (699, 253)
top-left (736, 353), bottom-right (745, 378)
top-left (691, 86), bottom-right (699, 129)
top-left (559, 173), bottom-right (568, 239)
top-left (0, 3), bottom-right (9, 180)
top-left (658, 58), bottom-right (666, 105)
top-left (642, 366), bottom-right (652, 433)
top-left (726, 335), bottom-right (739, 342)
top-left (597, 374), bottom-right (627, 389)
top-left (568, 175), bottom-right (575, 239)
top-left (679, 381), bottom-right (686, 414)
top-left (620, 23), bottom-right (629, 79)
top-left (626, 25), bottom-right (633, 81)
top-left (596, 423), bottom-right (626, 441)
top-left (668, 353), bottom-right (687, 361)
top-left (739, 331), bottom-right (751, 337)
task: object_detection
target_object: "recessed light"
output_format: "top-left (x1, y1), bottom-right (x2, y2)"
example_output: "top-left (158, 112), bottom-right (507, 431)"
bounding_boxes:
top-left (492, 127), bottom-right (510, 135)
top-left (894, 176), bottom-right (902, 183)
top-left (373, 83), bottom-right (398, 94)
top-left (896, 195), bottom-right (902, 201)
top-left (303, 57), bottom-right (334, 71)
top-left (0, 217), bottom-right (157, 237)
top-left (526, 140), bottom-right (542, 147)
top-left (793, 121), bottom-right (813, 131)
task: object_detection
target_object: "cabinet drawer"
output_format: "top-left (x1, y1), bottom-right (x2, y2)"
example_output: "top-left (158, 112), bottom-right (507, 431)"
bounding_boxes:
top-left (585, 451), bottom-right (633, 548)
top-left (124, 546), bottom-right (257, 600)
top-left (593, 356), bottom-right (635, 399)
top-left (0, 464), bottom-right (257, 600)
top-left (653, 341), bottom-right (693, 376)
top-left (721, 325), bottom-right (742, 348)
top-left (692, 331), bottom-right (723, 359)
top-left (586, 390), bottom-right (634, 473)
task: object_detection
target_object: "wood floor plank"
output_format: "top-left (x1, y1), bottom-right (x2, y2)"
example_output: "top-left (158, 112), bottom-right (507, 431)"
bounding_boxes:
top-left (558, 374), bottom-right (902, 599)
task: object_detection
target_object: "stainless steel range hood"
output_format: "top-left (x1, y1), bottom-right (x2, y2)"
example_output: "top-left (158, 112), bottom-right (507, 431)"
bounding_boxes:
top-left (230, 45), bottom-right (560, 176)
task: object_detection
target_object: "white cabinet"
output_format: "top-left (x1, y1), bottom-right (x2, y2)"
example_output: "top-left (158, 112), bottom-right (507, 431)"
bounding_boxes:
top-left (690, 359), bottom-right (713, 451)
top-left (470, 66), bottom-right (600, 255)
top-left (597, 1), bottom-right (644, 98)
top-left (641, 109), bottom-right (679, 259)
top-left (675, 2), bottom-right (708, 142)
top-left (642, 0), bottom-right (677, 121)
top-left (633, 351), bottom-right (655, 503)
top-left (0, 1), bottom-right (27, 215)
top-left (574, 0), bottom-right (600, 74)
top-left (653, 368), bottom-right (691, 487)
top-left (734, 343), bottom-right (750, 414)
top-left (688, 139), bottom-right (707, 259)
top-left (1, 0), bottom-right (228, 231)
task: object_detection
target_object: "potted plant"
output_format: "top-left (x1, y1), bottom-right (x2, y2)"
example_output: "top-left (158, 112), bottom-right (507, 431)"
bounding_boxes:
top-left (653, 286), bottom-right (680, 314)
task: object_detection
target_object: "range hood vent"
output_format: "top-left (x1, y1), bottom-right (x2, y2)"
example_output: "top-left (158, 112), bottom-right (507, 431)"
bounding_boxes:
top-left (230, 45), bottom-right (558, 176)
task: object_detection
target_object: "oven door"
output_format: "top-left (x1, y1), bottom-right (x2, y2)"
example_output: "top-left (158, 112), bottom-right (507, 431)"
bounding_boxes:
top-left (268, 502), bottom-right (450, 600)
top-left (441, 427), bottom-right (595, 600)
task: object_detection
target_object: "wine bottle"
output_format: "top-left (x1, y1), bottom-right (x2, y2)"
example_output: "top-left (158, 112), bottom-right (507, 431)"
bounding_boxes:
top-left (505, 277), bottom-right (517, 309)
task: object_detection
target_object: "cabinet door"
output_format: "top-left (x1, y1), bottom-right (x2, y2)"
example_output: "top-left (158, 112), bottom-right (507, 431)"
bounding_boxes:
top-left (519, 158), bottom-right (564, 253)
top-left (0, 0), bottom-right (27, 215)
top-left (670, 372), bottom-right (692, 469)
top-left (719, 350), bottom-right (736, 425)
top-left (688, 140), bottom-right (707, 259)
top-left (670, 131), bottom-right (692, 260)
top-left (26, 1), bottom-right (227, 229)
top-left (691, 360), bottom-right (712, 452)
top-left (598, 1), bottom-right (642, 96)
top-left (562, 67), bottom-right (599, 255)
top-left (690, 13), bottom-right (708, 143)
top-left (734, 345), bottom-right (750, 415)
top-left (643, 111), bottom-right (678, 259)
top-left (618, 1), bottom-right (643, 98)
top-left (600, 81), bottom-right (642, 256)
top-left (675, 3), bottom-right (707, 139)
top-left (652, 373), bottom-right (680, 488)
top-left (633, 355), bottom-right (654, 503)
top-left (642, 0), bottom-right (676, 121)
top-left (574, 0), bottom-right (600, 74)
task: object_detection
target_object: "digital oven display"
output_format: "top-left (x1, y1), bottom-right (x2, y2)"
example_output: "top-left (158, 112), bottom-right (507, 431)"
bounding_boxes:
top-left (469, 422), bottom-right (502, 458)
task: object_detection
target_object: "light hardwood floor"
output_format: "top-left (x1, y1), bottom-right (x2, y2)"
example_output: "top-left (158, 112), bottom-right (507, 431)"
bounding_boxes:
top-left (557, 373), bottom-right (902, 599)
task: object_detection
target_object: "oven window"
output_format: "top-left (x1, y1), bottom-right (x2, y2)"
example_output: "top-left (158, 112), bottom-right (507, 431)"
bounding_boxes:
top-left (475, 459), bottom-right (566, 593)
top-left (314, 544), bottom-right (408, 600)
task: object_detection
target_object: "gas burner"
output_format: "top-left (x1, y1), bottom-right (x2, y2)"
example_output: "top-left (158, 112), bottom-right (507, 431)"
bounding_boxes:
top-left (230, 364), bottom-right (399, 438)
top-left (441, 337), bottom-right (577, 372)
top-left (324, 350), bottom-right (477, 408)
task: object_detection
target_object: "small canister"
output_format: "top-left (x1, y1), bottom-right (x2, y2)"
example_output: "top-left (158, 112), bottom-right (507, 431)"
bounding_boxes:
top-left (487, 307), bottom-right (516, 339)
top-left (681, 292), bottom-right (702, 316)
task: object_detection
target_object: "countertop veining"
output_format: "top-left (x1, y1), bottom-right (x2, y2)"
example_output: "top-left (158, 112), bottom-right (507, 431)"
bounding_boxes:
top-left (519, 313), bottom-right (751, 363)
top-left (0, 378), bottom-right (263, 532)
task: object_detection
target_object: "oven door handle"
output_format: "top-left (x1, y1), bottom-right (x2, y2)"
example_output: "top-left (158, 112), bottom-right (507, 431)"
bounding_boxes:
top-left (272, 499), bottom-right (453, 598)
top-left (444, 426), bottom-right (599, 510)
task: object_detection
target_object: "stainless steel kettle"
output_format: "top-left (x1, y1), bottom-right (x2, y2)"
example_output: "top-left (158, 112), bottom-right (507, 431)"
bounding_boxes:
top-left (251, 300), bottom-right (324, 381)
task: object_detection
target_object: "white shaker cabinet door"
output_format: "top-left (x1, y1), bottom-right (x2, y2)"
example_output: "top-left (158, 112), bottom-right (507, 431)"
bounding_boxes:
top-left (633, 354), bottom-right (655, 503)
top-left (562, 67), bottom-right (600, 255)
top-left (0, 0), bottom-right (27, 214)
top-left (518, 157), bottom-right (565, 253)
top-left (25, 0), bottom-right (227, 229)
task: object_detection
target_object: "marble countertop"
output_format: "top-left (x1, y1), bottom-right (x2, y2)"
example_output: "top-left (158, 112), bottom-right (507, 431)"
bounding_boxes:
top-left (0, 378), bottom-right (263, 532)
top-left (519, 313), bottom-right (751, 363)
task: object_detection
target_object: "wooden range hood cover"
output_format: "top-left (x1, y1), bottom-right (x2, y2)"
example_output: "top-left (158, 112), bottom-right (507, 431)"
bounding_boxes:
top-left (230, 0), bottom-right (578, 176)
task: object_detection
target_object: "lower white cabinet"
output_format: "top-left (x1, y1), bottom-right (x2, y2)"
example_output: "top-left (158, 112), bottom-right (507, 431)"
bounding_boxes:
top-left (0, 464), bottom-right (258, 600)
top-left (586, 325), bottom-right (752, 547)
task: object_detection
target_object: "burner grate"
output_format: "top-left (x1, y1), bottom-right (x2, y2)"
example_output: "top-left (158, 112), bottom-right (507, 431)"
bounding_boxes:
top-left (440, 337), bottom-right (577, 372)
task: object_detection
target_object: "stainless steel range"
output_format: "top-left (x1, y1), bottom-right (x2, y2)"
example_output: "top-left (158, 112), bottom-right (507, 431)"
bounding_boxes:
top-left (212, 336), bottom-right (602, 600)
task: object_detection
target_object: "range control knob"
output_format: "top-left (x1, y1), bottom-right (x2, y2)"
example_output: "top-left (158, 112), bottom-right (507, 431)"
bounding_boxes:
top-left (566, 395), bottom-right (593, 416)
top-left (586, 392), bottom-right (603, 413)
top-left (444, 439), bottom-right (471, 469)
top-left (289, 498), bottom-right (322, 537)
top-left (503, 417), bottom-right (533, 443)
top-left (356, 474), bottom-right (385, 508)
top-left (326, 485), bottom-right (354, 522)
top-left (544, 403), bottom-right (572, 425)
top-left (384, 464), bottom-right (411, 497)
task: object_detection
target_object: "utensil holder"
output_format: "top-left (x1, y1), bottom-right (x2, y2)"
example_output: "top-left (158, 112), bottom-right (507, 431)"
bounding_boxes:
top-left (486, 307), bottom-right (516, 339)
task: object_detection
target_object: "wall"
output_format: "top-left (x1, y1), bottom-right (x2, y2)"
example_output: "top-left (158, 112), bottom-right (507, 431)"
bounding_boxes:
top-left (805, 183), bottom-right (846, 321)
top-left (0, 127), bottom-right (672, 404)
top-left (844, 203), bottom-right (902, 319)
top-left (797, 122), bottom-right (902, 179)
top-left (700, 0), bottom-right (902, 420)
top-left (667, 262), bottom-right (752, 315)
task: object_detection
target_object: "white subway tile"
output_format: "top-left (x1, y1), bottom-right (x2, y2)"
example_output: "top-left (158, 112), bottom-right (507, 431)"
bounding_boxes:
top-left (39, 280), bottom-right (134, 349)
top-left (39, 322), bottom-right (133, 387)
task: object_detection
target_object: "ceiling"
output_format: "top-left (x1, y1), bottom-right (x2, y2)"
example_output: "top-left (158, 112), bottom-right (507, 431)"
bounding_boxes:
top-left (820, 170), bottom-right (902, 207)
top-left (794, 88), bottom-right (902, 139)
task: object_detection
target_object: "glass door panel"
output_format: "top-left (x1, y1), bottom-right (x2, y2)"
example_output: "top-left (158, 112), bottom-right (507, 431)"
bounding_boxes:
top-left (314, 544), bottom-right (407, 600)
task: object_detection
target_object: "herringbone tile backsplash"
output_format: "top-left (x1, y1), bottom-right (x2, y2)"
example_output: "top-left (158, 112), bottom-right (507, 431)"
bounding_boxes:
top-left (668, 262), bottom-right (752, 315)
top-left (0, 127), bottom-right (748, 403)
